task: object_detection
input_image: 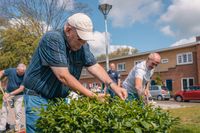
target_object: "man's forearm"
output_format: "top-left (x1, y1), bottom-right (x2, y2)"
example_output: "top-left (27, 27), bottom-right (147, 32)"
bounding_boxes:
top-left (0, 70), bottom-right (5, 79)
top-left (118, 79), bottom-right (121, 87)
top-left (51, 67), bottom-right (96, 98)
top-left (9, 85), bottom-right (24, 96)
top-left (87, 64), bottom-right (113, 84)
top-left (135, 86), bottom-right (145, 97)
top-left (62, 74), bottom-right (95, 98)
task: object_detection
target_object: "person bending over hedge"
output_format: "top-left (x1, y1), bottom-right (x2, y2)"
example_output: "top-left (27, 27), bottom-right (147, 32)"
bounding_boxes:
top-left (23, 13), bottom-right (127, 133)
top-left (0, 63), bottom-right (26, 132)
top-left (122, 53), bottom-right (161, 103)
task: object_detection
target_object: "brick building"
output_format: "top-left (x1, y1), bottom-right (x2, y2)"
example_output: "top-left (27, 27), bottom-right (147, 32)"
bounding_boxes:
top-left (80, 38), bottom-right (200, 95)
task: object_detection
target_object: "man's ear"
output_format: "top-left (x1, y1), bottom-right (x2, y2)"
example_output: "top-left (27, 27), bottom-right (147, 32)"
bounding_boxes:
top-left (65, 24), bottom-right (71, 32)
top-left (64, 24), bottom-right (71, 37)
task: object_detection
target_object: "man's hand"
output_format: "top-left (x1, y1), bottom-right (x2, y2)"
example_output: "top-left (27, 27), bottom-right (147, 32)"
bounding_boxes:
top-left (112, 85), bottom-right (128, 100)
top-left (136, 88), bottom-right (145, 97)
top-left (3, 92), bottom-right (11, 101)
top-left (144, 95), bottom-right (149, 105)
top-left (96, 93), bottom-right (106, 102)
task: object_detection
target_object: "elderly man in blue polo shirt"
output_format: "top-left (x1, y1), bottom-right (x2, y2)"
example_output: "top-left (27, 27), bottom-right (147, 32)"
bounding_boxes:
top-left (0, 63), bottom-right (26, 132)
top-left (23, 13), bottom-right (127, 133)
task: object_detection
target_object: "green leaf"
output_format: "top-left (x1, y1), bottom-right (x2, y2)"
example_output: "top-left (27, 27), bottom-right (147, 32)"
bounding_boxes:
top-left (134, 127), bottom-right (142, 133)
top-left (76, 130), bottom-right (82, 133)
top-left (125, 122), bottom-right (132, 127)
top-left (141, 121), bottom-right (150, 130)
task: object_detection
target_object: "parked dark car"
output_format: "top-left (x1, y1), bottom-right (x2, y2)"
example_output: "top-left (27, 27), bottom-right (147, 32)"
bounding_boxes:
top-left (149, 85), bottom-right (171, 100)
top-left (174, 85), bottom-right (200, 102)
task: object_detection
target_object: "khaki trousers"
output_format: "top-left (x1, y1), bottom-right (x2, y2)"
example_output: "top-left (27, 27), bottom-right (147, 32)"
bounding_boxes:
top-left (0, 95), bottom-right (23, 130)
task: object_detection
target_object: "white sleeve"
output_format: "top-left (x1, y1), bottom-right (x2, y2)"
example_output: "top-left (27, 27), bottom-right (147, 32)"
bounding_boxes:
top-left (135, 68), bottom-right (145, 80)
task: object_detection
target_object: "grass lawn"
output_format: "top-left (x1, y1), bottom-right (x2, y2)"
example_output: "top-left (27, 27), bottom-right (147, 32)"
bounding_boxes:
top-left (168, 105), bottom-right (200, 133)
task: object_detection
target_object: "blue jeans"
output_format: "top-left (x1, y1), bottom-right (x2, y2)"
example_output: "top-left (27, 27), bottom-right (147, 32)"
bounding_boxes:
top-left (126, 92), bottom-right (139, 101)
top-left (107, 87), bottom-right (116, 98)
top-left (24, 94), bottom-right (48, 133)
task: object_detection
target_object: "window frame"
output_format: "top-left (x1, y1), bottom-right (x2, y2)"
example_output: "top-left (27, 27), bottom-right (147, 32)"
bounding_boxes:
top-left (81, 68), bottom-right (87, 76)
top-left (117, 62), bottom-right (126, 72)
top-left (181, 77), bottom-right (194, 90)
top-left (161, 58), bottom-right (169, 64)
top-left (176, 52), bottom-right (193, 65)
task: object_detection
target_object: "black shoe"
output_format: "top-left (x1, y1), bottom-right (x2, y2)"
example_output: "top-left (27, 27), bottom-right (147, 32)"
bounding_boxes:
top-left (6, 123), bottom-right (10, 130)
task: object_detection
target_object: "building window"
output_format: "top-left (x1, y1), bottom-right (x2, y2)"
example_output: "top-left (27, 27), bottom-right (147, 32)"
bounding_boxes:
top-left (161, 58), bottom-right (168, 64)
top-left (103, 64), bottom-right (106, 70)
top-left (81, 68), bottom-right (87, 75)
top-left (177, 52), bottom-right (193, 65)
top-left (82, 83), bottom-right (87, 88)
top-left (181, 77), bottom-right (194, 90)
top-left (134, 60), bottom-right (144, 66)
top-left (117, 63), bottom-right (126, 71)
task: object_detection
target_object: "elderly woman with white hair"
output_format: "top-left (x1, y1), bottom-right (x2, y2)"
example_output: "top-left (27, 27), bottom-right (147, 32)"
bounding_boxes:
top-left (0, 63), bottom-right (26, 132)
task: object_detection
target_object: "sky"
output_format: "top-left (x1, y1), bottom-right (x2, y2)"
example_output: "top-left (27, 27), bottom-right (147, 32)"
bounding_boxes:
top-left (73, 0), bottom-right (200, 56)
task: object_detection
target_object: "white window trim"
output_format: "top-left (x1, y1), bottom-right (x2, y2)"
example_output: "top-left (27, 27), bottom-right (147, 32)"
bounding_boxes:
top-left (176, 52), bottom-right (193, 65)
top-left (181, 77), bottom-right (194, 90)
top-left (81, 68), bottom-right (87, 75)
top-left (161, 58), bottom-right (168, 64)
top-left (117, 62), bottom-right (126, 72)
top-left (82, 83), bottom-right (87, 88)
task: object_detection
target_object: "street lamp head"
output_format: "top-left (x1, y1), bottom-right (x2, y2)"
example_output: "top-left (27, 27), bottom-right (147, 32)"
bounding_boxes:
top-left (98, 4), bottom-right (112, 17)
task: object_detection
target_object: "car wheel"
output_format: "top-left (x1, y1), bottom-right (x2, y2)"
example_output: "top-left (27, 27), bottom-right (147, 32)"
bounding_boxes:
top-left (157, 95), bottom-right (163, 101)
top-left (175, 96), bottom-right (183, 102)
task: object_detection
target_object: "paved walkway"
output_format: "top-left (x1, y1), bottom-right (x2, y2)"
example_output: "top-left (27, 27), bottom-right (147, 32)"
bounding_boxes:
top-left (153, 100), bottom-right (200, 109)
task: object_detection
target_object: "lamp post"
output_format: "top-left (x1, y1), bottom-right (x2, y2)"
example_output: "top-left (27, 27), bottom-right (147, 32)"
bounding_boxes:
top-left (98, 3), bottom-right (112, 71)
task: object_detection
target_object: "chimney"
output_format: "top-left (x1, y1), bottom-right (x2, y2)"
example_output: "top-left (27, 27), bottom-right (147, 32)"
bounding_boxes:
top-left (196, 36), bottom-right (200, 42)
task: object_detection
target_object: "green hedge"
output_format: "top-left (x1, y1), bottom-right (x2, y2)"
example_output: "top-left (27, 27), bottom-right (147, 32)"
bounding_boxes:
top-left (36, 97), bottom-right (178, 133)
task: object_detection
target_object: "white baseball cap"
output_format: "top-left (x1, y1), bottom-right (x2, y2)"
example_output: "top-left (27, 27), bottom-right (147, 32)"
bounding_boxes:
top-left (67, 13), bottom-right (94, 41)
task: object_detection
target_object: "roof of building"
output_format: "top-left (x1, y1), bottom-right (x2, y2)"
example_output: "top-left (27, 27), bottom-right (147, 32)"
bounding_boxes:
top-left (98, 41), bottom-right (200, 63)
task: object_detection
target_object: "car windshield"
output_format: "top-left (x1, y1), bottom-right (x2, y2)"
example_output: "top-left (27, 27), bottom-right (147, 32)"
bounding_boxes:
top-left (161, 86), bottom-right (168, 91)
top-left (188, 86), bottom-right (200, 90)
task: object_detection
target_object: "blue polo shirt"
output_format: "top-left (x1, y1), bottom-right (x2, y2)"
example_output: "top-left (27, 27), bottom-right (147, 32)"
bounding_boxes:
top-left (4, 68), bottom-right (24, 95)
top-left (23, 29), bottom-right (96, 99)
top-left (107, 70), bottom-right (120, 84)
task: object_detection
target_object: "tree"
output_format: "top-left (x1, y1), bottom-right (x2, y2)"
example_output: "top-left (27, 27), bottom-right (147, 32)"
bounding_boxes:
top-left (96, 47), bottom-right (138, 61)
top-left (0, 25), bottom-right (40, 69)
top-left (155, 73), bottom-right (163, 85)
top-left (0, 17), bottom-right (9, 28)
top-left (0, 0), bottom-right (91, 69)
top-left (0, 0), bottom-right (91, 35)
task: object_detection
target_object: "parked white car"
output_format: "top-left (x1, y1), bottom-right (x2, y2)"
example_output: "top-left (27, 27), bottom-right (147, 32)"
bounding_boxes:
top-left (149, 85), bottom-right (171, 100)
